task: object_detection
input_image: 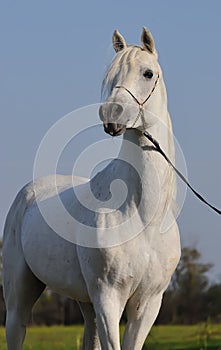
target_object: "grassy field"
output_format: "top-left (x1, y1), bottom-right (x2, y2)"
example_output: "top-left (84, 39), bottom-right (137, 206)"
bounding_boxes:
top-left (1, 324), bottom-right (221, 349)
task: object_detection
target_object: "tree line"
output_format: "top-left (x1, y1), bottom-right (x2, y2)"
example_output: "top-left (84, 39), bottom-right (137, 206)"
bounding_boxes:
top-left (0, 241), bottom-right (221, 326)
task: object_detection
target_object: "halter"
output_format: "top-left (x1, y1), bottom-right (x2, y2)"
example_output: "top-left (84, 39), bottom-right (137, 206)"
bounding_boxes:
top-left (115, 73), bottom-right (160, 129)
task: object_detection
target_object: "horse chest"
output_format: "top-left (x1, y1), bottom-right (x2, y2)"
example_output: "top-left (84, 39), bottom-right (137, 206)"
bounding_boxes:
top-left (128, 228), bottom-right (181, 296)
top-left (143, 229), bottom-right (181, 291)
top-left (77, 233), bottom-right (179, 300)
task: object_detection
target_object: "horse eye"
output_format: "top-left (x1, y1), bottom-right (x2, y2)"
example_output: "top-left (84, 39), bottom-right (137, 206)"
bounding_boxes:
top-left (143, 69), bottom-right (153, 79)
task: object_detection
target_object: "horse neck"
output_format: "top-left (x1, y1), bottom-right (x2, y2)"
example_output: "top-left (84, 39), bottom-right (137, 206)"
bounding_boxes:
top-left (119, 124), bottom-right (173, 182)
top-left (117, 112), bottom-right (176, 225)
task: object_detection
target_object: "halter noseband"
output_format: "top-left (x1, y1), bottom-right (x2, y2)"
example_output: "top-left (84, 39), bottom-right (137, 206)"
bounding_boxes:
top-left (115, 73), bottom-right (160, 129)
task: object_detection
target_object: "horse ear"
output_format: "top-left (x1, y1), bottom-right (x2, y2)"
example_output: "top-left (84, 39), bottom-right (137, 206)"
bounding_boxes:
top-left (112, 30), bottom-right (127, 52)
top-left (141, 27), bottom-right (156, 54)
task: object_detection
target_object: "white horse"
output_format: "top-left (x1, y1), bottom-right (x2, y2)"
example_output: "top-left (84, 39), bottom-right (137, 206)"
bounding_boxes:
top-left (3, 28), bottom-right (181, 350)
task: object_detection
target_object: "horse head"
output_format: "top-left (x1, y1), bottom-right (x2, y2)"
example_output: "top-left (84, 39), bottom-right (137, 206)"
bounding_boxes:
top-left (99, 27), bottom-right (163, 136)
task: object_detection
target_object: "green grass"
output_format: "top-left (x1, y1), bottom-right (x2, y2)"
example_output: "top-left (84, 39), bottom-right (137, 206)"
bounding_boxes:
top-left (145, 324), bottom-right (221, 349)
top-left (0, 326), bottom-right (83, 350)
top-left (0, 324), bottom-right (221, 349)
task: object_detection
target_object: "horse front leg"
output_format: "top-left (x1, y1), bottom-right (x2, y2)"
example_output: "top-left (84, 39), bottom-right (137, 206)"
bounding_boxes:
top-left (122, 293), bottom-right (163, 350)
top-left (78, 301), bottom-right (101, 350)
top-left (92, 288), bottom-right (125, 350)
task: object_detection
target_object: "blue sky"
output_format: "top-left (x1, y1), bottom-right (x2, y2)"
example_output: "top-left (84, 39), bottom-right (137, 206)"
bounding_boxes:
top-left (1, 0), bottom-right (221, 280)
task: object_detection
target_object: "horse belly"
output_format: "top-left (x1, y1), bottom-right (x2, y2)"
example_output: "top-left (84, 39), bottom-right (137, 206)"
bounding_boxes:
top-left (21, 206), bottom-right (90, 302)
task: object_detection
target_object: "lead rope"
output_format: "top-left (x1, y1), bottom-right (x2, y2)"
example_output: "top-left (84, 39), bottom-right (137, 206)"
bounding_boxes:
top-left (143, 130), bottom-right (221, 215)
top-left (115, 74), bottom-right (221, 215)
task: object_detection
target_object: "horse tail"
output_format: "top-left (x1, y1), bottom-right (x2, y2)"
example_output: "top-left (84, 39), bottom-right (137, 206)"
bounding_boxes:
top-left (3, 183), bottom-right (35, 244)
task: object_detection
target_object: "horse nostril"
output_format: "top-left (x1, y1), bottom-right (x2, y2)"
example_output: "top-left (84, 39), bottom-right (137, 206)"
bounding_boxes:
top-left (110, 103), bottom-right (123, 119)
top-left (99, 103), bottom-right (123, 123)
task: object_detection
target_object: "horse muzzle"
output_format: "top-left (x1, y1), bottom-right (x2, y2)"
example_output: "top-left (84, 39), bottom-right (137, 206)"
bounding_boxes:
top-left (99, 102), bottom-right (126, 136)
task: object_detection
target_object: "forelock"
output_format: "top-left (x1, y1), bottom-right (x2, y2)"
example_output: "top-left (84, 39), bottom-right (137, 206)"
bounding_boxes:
top-left (101, 46), bottom-right (143, 100)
